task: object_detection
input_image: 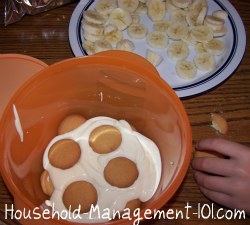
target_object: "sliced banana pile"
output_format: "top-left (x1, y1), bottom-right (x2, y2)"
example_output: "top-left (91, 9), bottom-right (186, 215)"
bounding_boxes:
top-left (81, 0), bottom-right (228, 80)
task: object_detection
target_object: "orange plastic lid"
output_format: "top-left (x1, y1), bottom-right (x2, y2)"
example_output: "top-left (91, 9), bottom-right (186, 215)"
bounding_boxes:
top-left (0, 54), bottom-right (48, 118)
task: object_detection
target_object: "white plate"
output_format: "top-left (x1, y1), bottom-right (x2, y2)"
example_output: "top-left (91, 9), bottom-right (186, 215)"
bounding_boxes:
top-left (69, 0), bottom-right (246, 98)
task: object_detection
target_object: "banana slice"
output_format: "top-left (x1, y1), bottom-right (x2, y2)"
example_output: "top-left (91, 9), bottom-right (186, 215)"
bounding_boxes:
top-left (104, 29), bottom-right (123, 46)
top-left (146, 31), bottom-right (168, 49)
top-left (186, 9), bottom-right (199, 27)
top-left (147, 0), bottom-right (166, 22)
top-left (205, 15), bottom-right (225, 26)
top-left (83, 10), bottom-right (106, 25)
top-left (83, 31), bottom-right (104, 42)
top-left (93, 40), bottom-right (113, 53)
top-left (109, 8), bottom-right (132, 30)
top-left (194, 52), bottom-right (215, 72)
top-left (196, 6), bottom-right (208, 25)
top-left (153, 19), bottom-right (171, 32)
top-left (82, 40), bottom-right (95, 55)
top-left (181, 31), bottom-right (197, 46)
top-left (195, 42), bottom-right (207, 54)
top-left (118, 0), bottom-right (139, 13)
top-left (171, 9), bottom-right (187, 22)
top-left (188, 0), bottom-right (207, 12)
top-left (172, 0), bottom-right (192, 9)
top-left (203, 20), bottom-right (223, 32)
top-left (131, 12), bottom-right (141, 23)
top-left (146, 49), bottom-right (163, 66)
top-left (204, 15), bottom-right (227, 37)
top-left (95, 0), bottom-right (117, 17)
top-left (213, 25), bottom-right (227, 37)
top-left (116, 39), bottom-right (135, 51)
top-left (167, 21), bottom-right (189, 40)
top-left (176, 60), bottom-right (197, 79)
top-left (186, 5), bottom-right (207, 26)
top-left (82, 20), bottom-right (104, 36)
top-left (167, 41), bottom-right (189, 61)
top-left (204, 38), bottom-right (225, 56)
top-left (212, 10), bottom-right (228, 20)
top-left (190, 25), bottom-right (213, 43)
top-left (104, 24), bottom-right (118, 35)
top-left (165, 0), bottom-right (178, 12)
top-left (127, 23), bottom-right (148, 39)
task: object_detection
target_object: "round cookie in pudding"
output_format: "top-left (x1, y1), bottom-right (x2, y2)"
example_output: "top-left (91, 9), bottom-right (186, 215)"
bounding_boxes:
top-left (104, 157), bottom-right (139, 188)
top-left (89, 125), bottom-right (122, 154)
top-left (124, 199), bottom-right (141, 213)
top-left (115, 199), bottom-right (141, 219)
top-left (63, 181), bottom-right (97, 213)
top-left (48, 139), bottom-right (81, 169)
top-left (40, 170), bottom-right (54, 196)
top-left (58, 114), bottom-right (86, 135)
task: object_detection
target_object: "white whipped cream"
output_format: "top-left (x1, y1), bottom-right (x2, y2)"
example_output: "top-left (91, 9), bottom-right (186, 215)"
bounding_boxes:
top-left (43, 116), bottom-right (161, 223)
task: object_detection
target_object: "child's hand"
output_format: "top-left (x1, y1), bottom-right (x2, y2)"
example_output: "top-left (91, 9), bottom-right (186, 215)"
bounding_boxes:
top-left (192, 138), bottom-right (250, 214)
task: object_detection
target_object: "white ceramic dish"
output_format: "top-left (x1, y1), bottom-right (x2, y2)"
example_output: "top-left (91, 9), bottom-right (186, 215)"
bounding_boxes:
top-left (69, 0), bottom-right (246, 98)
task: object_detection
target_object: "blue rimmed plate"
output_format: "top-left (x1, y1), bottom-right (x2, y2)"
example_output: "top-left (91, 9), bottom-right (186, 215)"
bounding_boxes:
top-left (69, 0), bottom-right (246, 98)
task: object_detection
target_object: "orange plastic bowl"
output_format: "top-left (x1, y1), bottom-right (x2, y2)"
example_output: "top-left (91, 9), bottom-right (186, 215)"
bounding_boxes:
top-left (0, 51), bottom-right (192, 225)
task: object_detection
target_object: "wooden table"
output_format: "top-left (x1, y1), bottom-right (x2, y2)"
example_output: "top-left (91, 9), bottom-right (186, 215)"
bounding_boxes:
top-left (0, 0), bottom-right (249, 224)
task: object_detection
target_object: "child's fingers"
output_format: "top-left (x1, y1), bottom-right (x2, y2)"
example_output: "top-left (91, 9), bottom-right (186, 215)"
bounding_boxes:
top-left (193, 170), bottom-right (233, 195)
top-left (192, 157), bottom-right (234, 177)
top-left (196, 138), bottom-right (249, 159)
